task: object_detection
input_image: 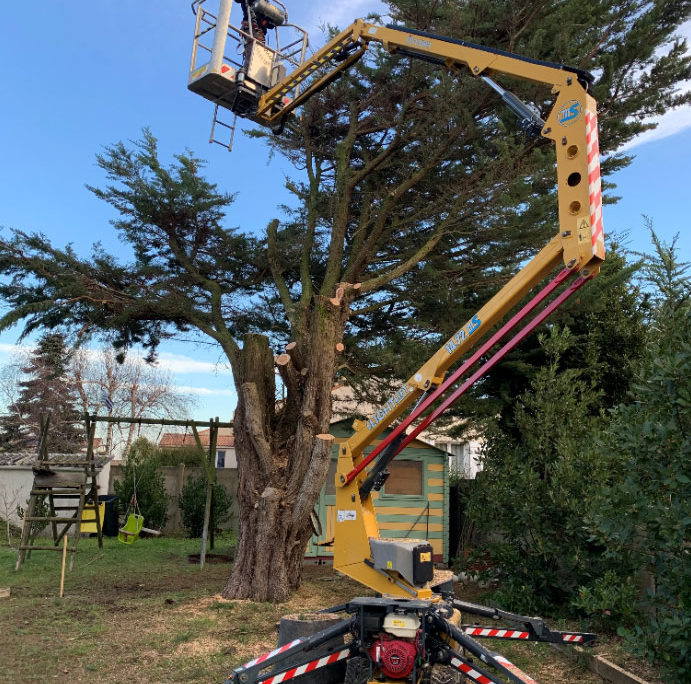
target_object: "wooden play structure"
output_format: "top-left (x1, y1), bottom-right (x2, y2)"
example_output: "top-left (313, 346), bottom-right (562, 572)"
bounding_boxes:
top-left (15, 414), bottom-right (102, 571)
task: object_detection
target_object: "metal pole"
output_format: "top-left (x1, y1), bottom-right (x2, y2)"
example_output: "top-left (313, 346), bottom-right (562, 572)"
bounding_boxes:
top-left (210, 0), bottom-right (233, 72)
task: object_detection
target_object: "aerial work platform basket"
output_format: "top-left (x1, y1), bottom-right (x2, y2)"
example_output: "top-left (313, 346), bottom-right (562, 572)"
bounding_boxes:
top-left (189, 0), bottom-right (308, 148)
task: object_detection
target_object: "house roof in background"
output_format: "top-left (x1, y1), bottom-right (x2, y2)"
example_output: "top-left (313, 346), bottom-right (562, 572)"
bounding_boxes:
top-left (159, 427), bottom-right (234, 448)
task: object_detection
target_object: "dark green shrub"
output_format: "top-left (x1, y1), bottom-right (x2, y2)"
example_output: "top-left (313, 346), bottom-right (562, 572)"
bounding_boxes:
top-left (178, 475), bottom-right (233, 538)
top-left (114, 438), bottom-right (169, 530)
top-left (157, 445), bottom-right (206, 467)
top-left (466, 327), bottom-right (612, 615)
top-left (572, 571), bottom-right (641, 633)
top-left (585, 234), bottom-right (690, 681)
top-left (16, 495), bottom-right (50, 539)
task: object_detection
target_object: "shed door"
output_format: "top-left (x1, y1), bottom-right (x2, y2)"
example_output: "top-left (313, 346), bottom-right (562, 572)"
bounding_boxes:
top-left (307, 459), bottom-right (337, 556)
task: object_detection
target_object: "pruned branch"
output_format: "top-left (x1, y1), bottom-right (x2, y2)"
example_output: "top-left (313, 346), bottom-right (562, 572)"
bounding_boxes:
top-left (291, 433), bottom-right (335, 525)
top-left (241, 381), bottom-right (274, 477)
top-left (276, 353), bottom-right (301, 398)
top-left (285, 342), bottom-right (305, 372)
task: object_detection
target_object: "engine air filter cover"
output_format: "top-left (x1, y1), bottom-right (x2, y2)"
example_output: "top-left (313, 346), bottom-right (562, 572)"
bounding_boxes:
top-left (383, 612), bottom-right (420, 638)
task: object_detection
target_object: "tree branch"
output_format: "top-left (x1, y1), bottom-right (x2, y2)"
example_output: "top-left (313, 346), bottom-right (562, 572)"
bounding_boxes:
top-left (266, 218), bottom-right (295, 325)
top-left (291, 434), bottom-right (335, 525)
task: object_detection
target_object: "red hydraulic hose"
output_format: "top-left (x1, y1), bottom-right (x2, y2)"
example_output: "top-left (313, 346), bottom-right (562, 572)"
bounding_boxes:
top-left (345, 268), bottom-right (583, 486)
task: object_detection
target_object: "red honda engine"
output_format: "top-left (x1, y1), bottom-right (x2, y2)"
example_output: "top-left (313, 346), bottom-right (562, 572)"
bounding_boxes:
top-left (368, 635), bottom-right (418, 679)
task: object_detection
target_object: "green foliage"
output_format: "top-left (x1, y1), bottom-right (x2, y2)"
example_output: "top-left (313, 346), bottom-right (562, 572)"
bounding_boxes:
top-left (113, 438), bottom-right (169, 530)
top-left (585, 234), bottom-right (690, 681)
top-left (157, 445), bottom-right (207, 467)
top-left (16, 495), bottom-right (50, 540)
top-left (449, 240), bottom-right (648, 434)
top-left (178, 475), bottom-right (233, 538)
top-left (467, 326), bottom-right (611, 614)
top-left (572, 571), bottom-right (641, 633)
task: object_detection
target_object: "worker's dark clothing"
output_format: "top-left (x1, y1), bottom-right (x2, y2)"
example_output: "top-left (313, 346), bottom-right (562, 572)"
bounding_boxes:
top-left (234, 0), bottom-right (276, 45)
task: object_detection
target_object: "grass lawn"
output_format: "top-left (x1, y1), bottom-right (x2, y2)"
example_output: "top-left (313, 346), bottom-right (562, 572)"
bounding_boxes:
top-left (0, 536), bottom-right (660, 683)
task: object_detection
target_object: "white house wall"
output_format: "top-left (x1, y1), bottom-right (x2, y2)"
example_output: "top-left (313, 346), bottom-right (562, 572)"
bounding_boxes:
top-left (0, 464), bottom-right (111, 527)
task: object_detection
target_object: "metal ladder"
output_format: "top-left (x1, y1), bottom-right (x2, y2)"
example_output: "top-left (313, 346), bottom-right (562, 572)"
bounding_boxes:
top-left (210, 104), bottom-right (238, 151)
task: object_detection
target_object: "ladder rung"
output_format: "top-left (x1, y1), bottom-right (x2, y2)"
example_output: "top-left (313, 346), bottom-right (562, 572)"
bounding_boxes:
top-left (26, 516), bottom-right (77, 522)
top-left (19, 545), bottom-right (77, 552)
top-left (31, 484), bottom-right (87, 496)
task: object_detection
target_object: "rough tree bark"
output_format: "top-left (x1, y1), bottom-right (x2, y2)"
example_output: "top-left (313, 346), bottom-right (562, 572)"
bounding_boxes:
top-left (223, 296), bottom-right (348, 601)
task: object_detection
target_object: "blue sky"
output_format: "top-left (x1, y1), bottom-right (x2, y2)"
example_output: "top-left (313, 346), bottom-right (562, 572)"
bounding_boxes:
top-left (0, 2), bottom-right (688, 421)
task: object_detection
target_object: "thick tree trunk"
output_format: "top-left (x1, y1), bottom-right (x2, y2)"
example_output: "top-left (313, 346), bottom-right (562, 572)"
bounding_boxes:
top-left (223, 298), bottom-right (344, 601)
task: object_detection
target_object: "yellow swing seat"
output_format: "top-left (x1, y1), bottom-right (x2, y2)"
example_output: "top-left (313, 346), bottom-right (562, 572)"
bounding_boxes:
top-left (118, 514), bottom-right (144, 545)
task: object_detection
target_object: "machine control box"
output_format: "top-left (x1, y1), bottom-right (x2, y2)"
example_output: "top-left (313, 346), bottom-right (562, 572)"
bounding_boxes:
top-left (370, 538), bottom-right (434, 587)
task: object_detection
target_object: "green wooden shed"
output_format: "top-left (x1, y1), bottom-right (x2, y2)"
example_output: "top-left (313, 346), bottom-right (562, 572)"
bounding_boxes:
top-left (307, 419), bottom-right (450, 563)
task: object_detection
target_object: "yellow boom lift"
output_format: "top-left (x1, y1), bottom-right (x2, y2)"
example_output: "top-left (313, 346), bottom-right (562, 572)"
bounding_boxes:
top-left (189, 3), bottom-right (604, 682)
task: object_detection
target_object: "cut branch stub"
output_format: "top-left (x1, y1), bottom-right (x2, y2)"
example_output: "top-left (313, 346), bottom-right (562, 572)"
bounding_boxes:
top-left (276, 353), bottom-right (291, 367)
top-left (276, 353), bottom-right (300, 396)
top-left (285, 342), bottom-right (305, 372)
top-left (329, 286), bottom-right (346, 307)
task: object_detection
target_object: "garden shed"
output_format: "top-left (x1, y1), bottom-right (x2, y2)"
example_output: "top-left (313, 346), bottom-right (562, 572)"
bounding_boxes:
top-left (307, 419), bottom-right (450, 563)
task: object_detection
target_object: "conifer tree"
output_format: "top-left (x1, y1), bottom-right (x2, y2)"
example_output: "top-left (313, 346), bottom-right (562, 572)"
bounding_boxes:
top-left (0, 333), bottom-right (83, 452)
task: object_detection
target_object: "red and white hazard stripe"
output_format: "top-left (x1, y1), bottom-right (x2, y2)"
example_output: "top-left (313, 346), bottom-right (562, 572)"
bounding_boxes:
top-left (463, 627), bottom-right (529, 639)
top-left (238, 640), bottom-right (302, 671)
top-left (562, 633), bottom-right (584, 643)
top-left (260, 648), bottom-right (350, 684)
top-left (494, 655), bottom-right (539, 684)
top-left (585, 109), bottom-right (605, 259)
top-left (449, 656), bottom-right (494, 684)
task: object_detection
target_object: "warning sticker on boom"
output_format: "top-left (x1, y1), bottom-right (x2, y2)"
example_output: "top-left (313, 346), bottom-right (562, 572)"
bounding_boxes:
top-left (337, 510), bottom-right (357, 522)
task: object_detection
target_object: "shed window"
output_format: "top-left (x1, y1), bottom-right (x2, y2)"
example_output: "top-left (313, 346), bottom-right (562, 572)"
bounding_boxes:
top-left (385, 460), bottom-right (423, 496)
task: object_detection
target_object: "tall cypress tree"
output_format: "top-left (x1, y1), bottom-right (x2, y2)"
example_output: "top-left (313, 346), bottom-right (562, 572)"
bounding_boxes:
top-left (0, 333), bottom-right (83, 452)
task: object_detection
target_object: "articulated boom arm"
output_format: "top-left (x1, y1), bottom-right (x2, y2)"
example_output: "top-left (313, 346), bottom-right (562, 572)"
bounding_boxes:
top-left (296, 23), bottom-right (607, 598)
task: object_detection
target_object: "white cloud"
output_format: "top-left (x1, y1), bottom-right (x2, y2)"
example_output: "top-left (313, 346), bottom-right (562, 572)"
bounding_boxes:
top-left (176, 385), bottom-right (237, 397)
top-left (76, 347), bottom-right (232, 376)
top-left (0, 341), bottom-right (231, 377)
top-left (0, 343), bottom-right (28, 355)
top-left (622, 104), bottom-right (691, 151)
top-left (152, 352), bottom-right (232, 376)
